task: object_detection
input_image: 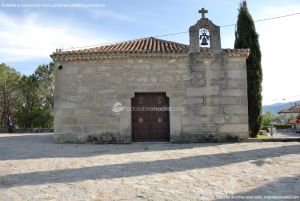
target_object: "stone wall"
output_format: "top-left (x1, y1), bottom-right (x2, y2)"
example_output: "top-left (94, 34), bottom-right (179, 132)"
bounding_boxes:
top-left (54, 50), bottom-right (248, 143)
top-left (54, 56), bottom-right (188, 143)
top-left (175, 50), bottom-right (248, 142)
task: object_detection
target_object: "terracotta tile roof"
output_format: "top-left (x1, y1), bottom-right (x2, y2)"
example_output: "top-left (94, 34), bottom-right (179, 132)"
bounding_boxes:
top-left (52, 37), bottom-right (189, 56)
top-left (278, 105), bottom-right (300, 114)
top-left (50, 37), bottom-right (249, 62)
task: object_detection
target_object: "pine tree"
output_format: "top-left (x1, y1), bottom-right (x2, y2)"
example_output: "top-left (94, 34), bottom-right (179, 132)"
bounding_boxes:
top-left (234, 1), bottom-right (262, 138)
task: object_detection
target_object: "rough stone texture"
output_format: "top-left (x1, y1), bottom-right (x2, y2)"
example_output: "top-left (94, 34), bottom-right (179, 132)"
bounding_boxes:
top-left (53, 49), bottom-right (248, 143)
top-left (181, 50), bottom-right (249, 142)
top-left (1, 133), bottom-right (299, 200)
top-left (54, 57), bottom-right (188, 143)
top-left (53, 15), bottom-right (248, 143)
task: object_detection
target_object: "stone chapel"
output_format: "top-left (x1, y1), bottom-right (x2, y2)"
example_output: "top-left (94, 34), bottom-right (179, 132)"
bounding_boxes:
top-left (51, 8), bottom-right (249, 143)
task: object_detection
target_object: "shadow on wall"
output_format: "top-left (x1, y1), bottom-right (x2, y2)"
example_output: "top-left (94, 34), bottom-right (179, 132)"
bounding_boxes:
top-left (0, 143), bottom-right (299, 188)
top-left (215, 175), bottom-right (300, 200)
top-left (0, 133), bottom-right (231, 160)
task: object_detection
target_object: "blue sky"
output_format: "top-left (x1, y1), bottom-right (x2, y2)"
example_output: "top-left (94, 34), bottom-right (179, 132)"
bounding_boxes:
top-left (0, 0), bottom-right (300, 104)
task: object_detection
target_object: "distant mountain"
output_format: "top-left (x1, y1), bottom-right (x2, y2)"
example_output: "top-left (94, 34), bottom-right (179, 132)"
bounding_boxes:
top-left (263, 100), bottom-right (300, 114)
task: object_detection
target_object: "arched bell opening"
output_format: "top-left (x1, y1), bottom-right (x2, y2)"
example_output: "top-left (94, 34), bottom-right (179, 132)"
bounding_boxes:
top-left (199, 28), bottom-right (210, 48)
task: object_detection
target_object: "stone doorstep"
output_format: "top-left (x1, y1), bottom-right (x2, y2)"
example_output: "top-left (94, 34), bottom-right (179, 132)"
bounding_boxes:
top-left (133, 142), bottom-right (171, 144)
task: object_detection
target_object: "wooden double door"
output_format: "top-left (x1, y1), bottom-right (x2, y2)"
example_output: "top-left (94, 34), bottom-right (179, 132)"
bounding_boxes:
top-left (132, 93), bottom-right (170, 142)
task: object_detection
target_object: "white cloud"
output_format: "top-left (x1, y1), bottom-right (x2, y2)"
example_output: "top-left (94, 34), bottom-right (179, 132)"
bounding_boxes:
top-left (0, 11), bottom-right (113, 62)
top-left (254, 5), bottom-right (300, 104)
top-left (89, 8), bottom-right (136, 22)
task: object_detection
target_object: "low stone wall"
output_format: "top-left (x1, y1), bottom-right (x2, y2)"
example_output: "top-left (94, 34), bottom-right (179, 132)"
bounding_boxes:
top-left (277, 128), bottom-right (295, 133)
top-left (54, 133), bottom-right (131, 144)
top-left (0, 128), bottom-right (54, 133)
top-left (170, 133), bottom-right (240, 143)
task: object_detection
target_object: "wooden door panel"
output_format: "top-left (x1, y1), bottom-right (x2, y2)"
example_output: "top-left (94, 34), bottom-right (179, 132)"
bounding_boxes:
top-left (132, 93), bottom-right (169, 142)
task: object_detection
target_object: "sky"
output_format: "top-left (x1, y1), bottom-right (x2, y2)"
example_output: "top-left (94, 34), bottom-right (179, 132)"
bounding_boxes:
top-left (0, 0), bottom-right (300, 105)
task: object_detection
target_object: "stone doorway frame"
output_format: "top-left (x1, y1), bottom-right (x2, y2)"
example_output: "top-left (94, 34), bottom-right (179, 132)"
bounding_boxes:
top-left (118, 91), bottom-right (183, 143)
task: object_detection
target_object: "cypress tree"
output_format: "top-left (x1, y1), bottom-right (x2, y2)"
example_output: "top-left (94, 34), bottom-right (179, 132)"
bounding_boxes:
top-left (234, 1), bottom-right (262, 138)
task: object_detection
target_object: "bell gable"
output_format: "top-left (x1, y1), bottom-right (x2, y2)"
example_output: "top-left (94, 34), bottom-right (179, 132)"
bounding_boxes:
top-left (189, 8), bottom-right (221, 52)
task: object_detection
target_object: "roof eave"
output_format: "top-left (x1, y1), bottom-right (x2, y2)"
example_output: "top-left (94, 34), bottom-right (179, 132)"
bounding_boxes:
top-left (51, 52), bottom-right (189, 62)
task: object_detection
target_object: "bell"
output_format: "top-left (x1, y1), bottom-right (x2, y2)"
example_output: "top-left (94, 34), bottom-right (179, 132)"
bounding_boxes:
top-left (201, 37), bottom-right (208, 46)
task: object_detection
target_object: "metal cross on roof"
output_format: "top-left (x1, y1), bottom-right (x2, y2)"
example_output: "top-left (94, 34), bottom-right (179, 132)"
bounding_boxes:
top-left (199, 8), bottom-right (208, 19)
